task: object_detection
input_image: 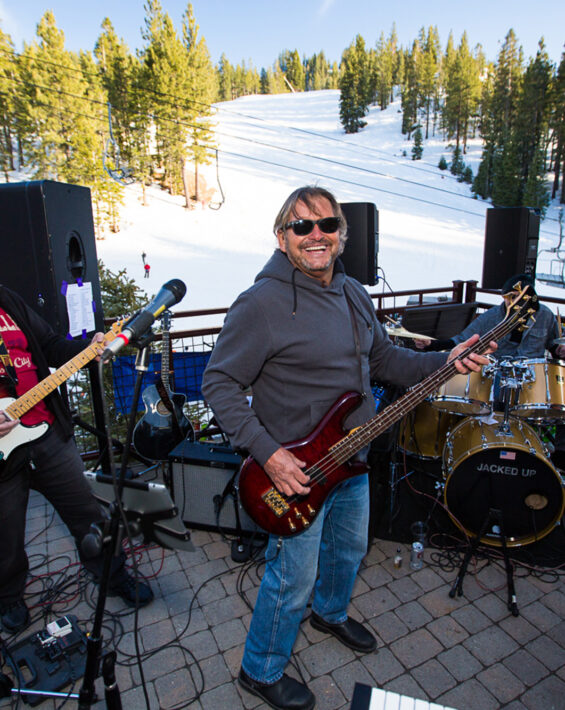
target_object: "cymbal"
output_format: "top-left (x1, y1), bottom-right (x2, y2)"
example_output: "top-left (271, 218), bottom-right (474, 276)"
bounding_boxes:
top-left (553, 337), bottom-right (565, 345)
top-left (385, 325), bottom-right (435, 341)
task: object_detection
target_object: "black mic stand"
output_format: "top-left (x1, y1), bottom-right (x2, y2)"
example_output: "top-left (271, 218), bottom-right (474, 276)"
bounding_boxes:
top-left (78, 334), bottom-right (155, 709)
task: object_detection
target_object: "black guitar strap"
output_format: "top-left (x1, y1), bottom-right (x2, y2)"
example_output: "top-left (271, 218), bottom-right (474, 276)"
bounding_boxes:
top-left (344, 288), bottom-right (367, 400)
top-left (0, 332), bottom-right (18, 396)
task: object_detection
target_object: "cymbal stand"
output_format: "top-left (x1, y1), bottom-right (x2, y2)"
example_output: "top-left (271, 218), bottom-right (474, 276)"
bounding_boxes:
top-left (496, 360), bottom-right (522, 433)
top-left (449, 507), bottom-right (519, 617)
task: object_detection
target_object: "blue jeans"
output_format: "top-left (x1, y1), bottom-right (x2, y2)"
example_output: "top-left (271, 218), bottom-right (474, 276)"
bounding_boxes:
top-left (242, 474), bottom-right (370, 684)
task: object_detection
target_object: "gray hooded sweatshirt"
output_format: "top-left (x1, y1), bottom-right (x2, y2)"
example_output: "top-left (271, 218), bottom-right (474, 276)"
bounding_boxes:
top-left (202, 250), bottom-right (448, 466)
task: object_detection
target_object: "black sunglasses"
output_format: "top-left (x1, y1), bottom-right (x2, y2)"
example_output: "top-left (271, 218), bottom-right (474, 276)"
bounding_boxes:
top-left (284, 217), bottom-right (341, 236)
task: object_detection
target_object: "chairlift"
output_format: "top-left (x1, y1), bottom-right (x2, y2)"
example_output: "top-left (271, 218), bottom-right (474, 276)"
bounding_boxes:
top-left (537, 208), bottom-right (565, 288)
top-left (103, 103), bottom-right (135, 186)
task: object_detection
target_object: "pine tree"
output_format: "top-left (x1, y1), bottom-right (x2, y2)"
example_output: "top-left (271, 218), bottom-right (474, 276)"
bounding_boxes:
top-left (285, 49), bottom-right (305, 91)
top-left (0, 25), bottom-right (17, 178)
top-left (443, 33), bottom-right (481, 152)
top-left (417, 26), bottom-right (441, 138)
top-left (94, 19), bottom-right (144, 210)
top-left (401, 40), bottom-right (421, 138)
top-left (551, 51), bottom-right (565, 202)
top-left (139, 0), bottom-right (193, 202)
top-left (491, 138), bottom-right (521, 206)
top-left (217, 53), bottom-right (235, 100)
top-left (371, 30), bottom-right (397, 110)
top-left (513, 40), bottom-right (553, 191)
top-left (450, 145), bottom-right (465, 175)
top-left (522, 143), bottom-right (550, 214)
top-left (259, 68), bottom-right (269, 94)
top-left (182, 2), bottom-right (216, 204)
top-left (472, 29), bottom-right (524, 202)
top-left (412, 125), bottom-right (423, 159)
top-left (339, 36), bottom-right (369, 133)
top-left (17, 12), bottom-right (99, 183)
top-left (305, 52), bottom-right (331, 91)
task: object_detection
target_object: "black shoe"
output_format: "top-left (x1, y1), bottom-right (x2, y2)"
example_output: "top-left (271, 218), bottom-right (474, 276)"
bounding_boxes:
top-left (238, 668), bottom-right (315, 710)
top-left (0, 599), bottom-right (30, 634)
top-left (310, 611), bottom-right (376, 653)
top-left (108, 574), bottom-right (154, 608)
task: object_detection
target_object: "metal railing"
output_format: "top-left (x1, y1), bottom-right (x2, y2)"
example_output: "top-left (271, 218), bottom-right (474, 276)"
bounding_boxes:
top-left (68, 279), bottom-right (565, 459)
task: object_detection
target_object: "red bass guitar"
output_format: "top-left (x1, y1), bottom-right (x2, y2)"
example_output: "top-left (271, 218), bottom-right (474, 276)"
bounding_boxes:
top-left (237, 289), bottom-right (533, 537)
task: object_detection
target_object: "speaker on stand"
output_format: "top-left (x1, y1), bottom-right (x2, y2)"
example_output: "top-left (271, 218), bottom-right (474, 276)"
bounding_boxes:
top-left (0, 180), bottom-right (104, 334)
top-left (339, 202), bottom-right (379, 285)
top-left (481, 207), bottom-right (540, 290)
top-left (0, 180), bottom-right (108, 467)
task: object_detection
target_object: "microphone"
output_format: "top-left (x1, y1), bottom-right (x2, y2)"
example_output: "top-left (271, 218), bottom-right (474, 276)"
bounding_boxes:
top-left (102, 279), bottom-right (186, 361)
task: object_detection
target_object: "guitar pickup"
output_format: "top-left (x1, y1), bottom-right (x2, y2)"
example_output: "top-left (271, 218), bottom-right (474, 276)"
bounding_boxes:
top-left (262, 488), bottom-right (290, 517)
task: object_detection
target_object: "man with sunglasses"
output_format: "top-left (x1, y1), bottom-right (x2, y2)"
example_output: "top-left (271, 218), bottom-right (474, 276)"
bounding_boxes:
top-left (202, 186), bottom-right (493, 710)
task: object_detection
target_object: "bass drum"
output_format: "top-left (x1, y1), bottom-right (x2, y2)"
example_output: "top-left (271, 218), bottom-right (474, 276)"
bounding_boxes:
top-left (443, 414), bottom-right (565, 547)
top-left (431, 369), bottom-right (493, 416)
top-left (511, 359), bottom-right (565, 422)
top-left (397, 400), bottom-right (459, 460)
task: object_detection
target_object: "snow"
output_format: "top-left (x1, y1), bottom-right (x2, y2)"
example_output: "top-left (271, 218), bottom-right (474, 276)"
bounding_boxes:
top-left (75, 90), bottom-right (565, 326)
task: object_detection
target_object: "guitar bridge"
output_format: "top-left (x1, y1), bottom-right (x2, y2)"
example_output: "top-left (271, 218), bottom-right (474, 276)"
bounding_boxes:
top-left (262, 488), bottom-right (290, 517)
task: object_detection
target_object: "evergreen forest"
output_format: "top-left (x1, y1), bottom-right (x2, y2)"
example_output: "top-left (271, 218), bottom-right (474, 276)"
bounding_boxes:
top-left (1, 1), bottom-right (564, 235)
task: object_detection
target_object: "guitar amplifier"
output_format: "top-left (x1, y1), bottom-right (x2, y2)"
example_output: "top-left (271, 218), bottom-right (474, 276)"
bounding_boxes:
top-left (168, 440), bottom-right (264, 535)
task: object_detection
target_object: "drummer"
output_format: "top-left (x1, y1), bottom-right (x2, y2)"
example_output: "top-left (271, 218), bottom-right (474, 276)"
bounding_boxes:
top-left (415, 273), bottom-right (565, 464)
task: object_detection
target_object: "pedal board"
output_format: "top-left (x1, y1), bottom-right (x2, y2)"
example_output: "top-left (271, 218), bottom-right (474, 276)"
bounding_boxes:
top-left (5, 614), bottom-right (88, 705)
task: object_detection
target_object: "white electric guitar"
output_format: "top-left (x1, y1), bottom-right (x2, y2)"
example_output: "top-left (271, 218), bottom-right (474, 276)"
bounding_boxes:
top-left (0, 322), bottom-right (121, 462)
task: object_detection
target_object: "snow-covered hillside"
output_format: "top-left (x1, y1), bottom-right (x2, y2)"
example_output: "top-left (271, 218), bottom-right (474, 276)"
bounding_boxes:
top-left (94, 90), bottom-right (565, 326)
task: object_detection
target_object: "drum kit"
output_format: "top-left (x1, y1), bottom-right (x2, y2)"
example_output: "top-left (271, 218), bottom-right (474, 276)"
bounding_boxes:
top-left (387, 324), bottom-right (565, 550)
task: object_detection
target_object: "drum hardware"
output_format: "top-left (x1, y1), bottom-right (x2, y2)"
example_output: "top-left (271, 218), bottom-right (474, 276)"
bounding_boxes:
top-left (449, 506), bottom-right (519, 618)
top-left (510, 359), bottom-right (565, 422)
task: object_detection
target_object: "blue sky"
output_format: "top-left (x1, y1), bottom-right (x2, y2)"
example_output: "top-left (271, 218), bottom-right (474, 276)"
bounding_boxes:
top-left (1, 0), bottom-right (564, 67)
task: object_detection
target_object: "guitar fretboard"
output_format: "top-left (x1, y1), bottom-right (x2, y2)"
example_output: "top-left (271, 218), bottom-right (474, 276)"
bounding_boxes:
top-left (5, 326), bottom-right (118, 420)
top-left (327, 299), bottom-right (532, 468)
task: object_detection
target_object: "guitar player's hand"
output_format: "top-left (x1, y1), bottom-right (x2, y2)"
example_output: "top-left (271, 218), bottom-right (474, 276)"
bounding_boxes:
top-left (264, 447), bottom-right (310, 497)
top-left (448, 334), bottom-right (497, 374)
top-left (91, 332), bottom-right (106, 362)
top-left (0, 411), bottom-right (19, 437)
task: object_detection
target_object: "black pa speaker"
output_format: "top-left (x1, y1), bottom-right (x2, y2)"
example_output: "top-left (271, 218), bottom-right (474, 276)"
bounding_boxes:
top-left (0, 180), bottom-right (104, 336)
top-left (168, 441), bottom-right (264, 535)
top-left (340, 202), bottom-right (379, 285)
top-left (481, 207), bottom-right (540, 289)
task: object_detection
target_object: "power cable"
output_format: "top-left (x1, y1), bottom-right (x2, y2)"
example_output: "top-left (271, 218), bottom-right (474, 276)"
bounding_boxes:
top-left (3, 44), bottom-right (563, 226)
top-left (1, 69), bottom-right (563, 236)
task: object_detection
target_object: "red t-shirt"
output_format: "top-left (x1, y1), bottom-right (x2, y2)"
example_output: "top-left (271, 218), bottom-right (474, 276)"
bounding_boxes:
top-left (0, 307), bottom-right (55, 427)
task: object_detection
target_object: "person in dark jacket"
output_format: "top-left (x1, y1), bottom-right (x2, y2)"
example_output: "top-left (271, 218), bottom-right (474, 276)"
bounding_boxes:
top-left (0, 285), bottom-right (153, 635)
top-left (202, 186), bottom-right (495, 710)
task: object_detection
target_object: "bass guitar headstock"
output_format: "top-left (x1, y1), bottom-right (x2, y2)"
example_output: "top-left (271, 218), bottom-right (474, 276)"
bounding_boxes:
top-left (503, 283), bottom-right (537, 332)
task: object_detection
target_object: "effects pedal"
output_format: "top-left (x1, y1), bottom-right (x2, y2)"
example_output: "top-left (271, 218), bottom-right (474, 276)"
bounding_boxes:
top-left (5, 614), bottom-right (88, 706)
